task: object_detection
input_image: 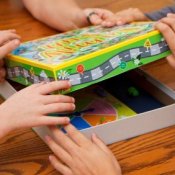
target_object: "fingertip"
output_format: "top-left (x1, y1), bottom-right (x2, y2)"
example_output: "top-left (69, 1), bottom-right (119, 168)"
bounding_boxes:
top-left (13, 39), bottom-right (21, 46)
top-left (71, 97), bottom-right (75, 103)
top-left (91, 133), bottom-right (99, 143)
top-left (72, 104), bottom-right (76, 110)
top-left (45, 135), bottom-right (52, 142)
top-left (49, 154), bottom-right (55, 161)
top-left (167, 13), bottom-right (174, 17)
top-left (102, 21), bottom-right (115, 27)
top-left (64, 117), bottom-right (70, 124)
top-left (116, 20), bottom-right (124, 26)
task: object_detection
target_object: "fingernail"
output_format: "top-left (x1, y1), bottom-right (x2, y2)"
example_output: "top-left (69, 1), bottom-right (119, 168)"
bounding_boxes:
top-left (72, 97), bottom-right (75, 103)
top-left (68, 81), bottom-right (72, 87)
top-left (49, 155), bottom-right (54, 161)
top-left (72, 104), bottom-right (76, 110)
top-left (65, 117), bottom-right (70, 123)
top-left (45, 135), bottom-right (51, 142)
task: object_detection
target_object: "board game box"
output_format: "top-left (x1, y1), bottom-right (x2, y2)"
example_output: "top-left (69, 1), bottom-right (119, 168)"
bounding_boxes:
top-left (1, 70), bottom-right (175, 144)
top-left (5, 22), bottom-right (171, 93)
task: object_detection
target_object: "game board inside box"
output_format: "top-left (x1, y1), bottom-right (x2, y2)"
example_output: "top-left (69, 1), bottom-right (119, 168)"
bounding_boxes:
top-left (54, 70), bottom-right (169, 131)
top-left (5, 22), bottom-right (171, 93)
top-left (1, 70), bottom-right (175, 144)
top-left (33, 70), bottom-right (175, 144)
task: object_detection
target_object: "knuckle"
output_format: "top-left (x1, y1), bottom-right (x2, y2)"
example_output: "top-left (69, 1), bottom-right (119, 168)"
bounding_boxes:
top-left (49, 82), bottom-right (58, 90)
top-left (56, 95), bottom-right (63, 102)
top-left (68, 128), bottom-right (77, 138)
top-left (158, 23), bottom-right (169, 33)
top-left (133, 8), bottom-right (140, 12)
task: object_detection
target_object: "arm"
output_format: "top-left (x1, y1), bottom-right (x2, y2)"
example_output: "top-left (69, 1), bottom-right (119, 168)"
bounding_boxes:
top-left (22, 0), bottom-right (89, 31)
top-left (22, 0), bottom-right (119, 31)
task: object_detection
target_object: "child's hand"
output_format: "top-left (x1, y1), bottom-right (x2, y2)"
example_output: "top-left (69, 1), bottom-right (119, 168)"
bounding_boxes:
top-left (45, 124), bottom-right (122, 175)
top-left (155, 13), bottom-right (175, 69)
top-left (114, 8), bottom-right (149, 26)
top-left (0, 81), bottom-right (75, 138)
top-left (84, 8), bottom-right (118, 27)
top-left (0, 29), bottom-right (21, 82)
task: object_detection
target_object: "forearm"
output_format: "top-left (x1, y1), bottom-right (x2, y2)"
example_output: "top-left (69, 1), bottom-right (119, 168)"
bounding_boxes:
top-left (145, 6), bottom-right (175, 21)
top-left (0, 105), bottom-right (12, 139)
top-left (22, 0), bottom-right (88, 31)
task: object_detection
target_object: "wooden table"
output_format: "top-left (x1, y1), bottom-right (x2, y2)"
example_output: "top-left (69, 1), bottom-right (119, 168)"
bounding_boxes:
top-left (0, 0), bottom-right (175, 174)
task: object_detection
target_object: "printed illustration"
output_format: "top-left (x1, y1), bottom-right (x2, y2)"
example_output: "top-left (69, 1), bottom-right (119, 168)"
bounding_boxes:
top-left (65, 86), bottom-right (136, 130)
top-left (12, 23), bottom-right (156, 65)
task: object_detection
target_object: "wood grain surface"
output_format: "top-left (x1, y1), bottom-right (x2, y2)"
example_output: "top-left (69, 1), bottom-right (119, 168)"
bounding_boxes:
top-left (0, 0), bottom-right (175, 174)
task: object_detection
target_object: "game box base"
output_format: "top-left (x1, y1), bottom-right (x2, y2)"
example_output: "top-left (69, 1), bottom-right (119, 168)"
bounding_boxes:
top-left (0, 70), bottom-right (175, 145)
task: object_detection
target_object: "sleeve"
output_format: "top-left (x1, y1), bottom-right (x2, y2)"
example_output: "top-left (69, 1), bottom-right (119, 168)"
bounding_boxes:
top-left (145, 6), bottom-right (175, 21)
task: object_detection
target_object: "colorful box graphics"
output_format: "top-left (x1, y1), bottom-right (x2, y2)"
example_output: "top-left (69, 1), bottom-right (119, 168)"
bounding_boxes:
top-left (5, 22), bottom-right (171, 93)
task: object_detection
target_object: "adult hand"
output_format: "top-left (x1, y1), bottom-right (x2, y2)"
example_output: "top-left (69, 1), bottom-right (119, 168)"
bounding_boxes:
top-left (155, 13), bottom-right (175, 69)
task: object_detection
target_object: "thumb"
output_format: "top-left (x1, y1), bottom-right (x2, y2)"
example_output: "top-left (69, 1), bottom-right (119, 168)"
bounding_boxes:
top-left (0, 39), bottom-right (20, 59)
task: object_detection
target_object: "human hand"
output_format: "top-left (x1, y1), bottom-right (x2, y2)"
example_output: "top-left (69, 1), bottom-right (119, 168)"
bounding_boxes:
top-left (45, 124), bottom-right (122, 175)
top-left (84, 8), bottom-right (117, 27)
top-left (0, 81), bottom-right (75, 138)
top-left (155, 13), bottom-right (175, 69)
top-left (114, 8), bottom-right (149, 26)
top-left (0, 29), bottom-right (20, 82)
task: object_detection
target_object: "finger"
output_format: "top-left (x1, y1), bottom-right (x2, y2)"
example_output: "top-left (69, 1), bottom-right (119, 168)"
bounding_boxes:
top-left (167, 13), bottom-right (175, 18)
top-left (38, 81), bottom-right (71, 95)
top-left (0, 77), bottom-right (5, 83)
top-left (94, 8), bottom-right (114, 19)
top-left (36, 116), bottom-right (70, 126)
top-left (45, 136), bottom-right (72, 164)
top-left (160, 17), bottom-right (175, 32)
top-left (49, 126), bottom-right (79, 154)
top-left (2, 29), bottom-right (17, 34)
top-left (92, 133), bottom-right (111, 154)
top-left (102, 17), bottom-right (118, 27)
top-left (166, 55), bottom-right (175, 69)
top-left (8, 29), bottom-right (16, 33)
top-left (43, 94), bottom-right (75, 105)
top-left (0, 67), bottom-right (6, 79)
top-left (89, 14), bottom-right (103, 25)
top-left (0, 32), bottom-right (21, 44)
top-left (49, 155), bottom-right (73, 175)
top-left (0, 59), bottom-right (4, 66)
top-left (0, 39), bottom-right (20, 59)
top-left (155, 22), bottom-right (175, 55)
top-left (64, 124), bottom-right (92, 147)
top-left (43, 103), bottom-right (75, 114)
